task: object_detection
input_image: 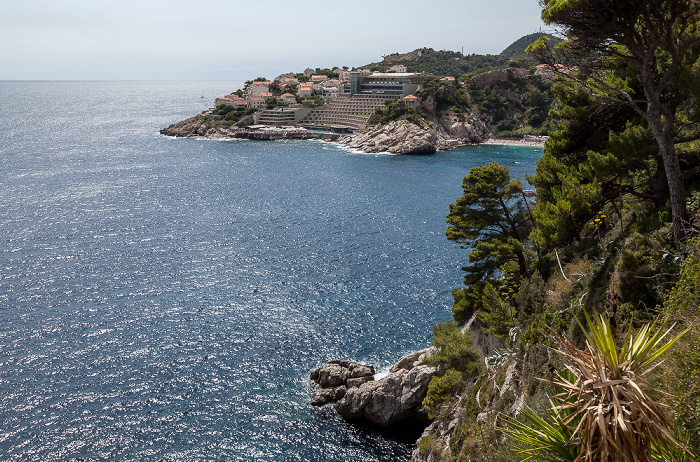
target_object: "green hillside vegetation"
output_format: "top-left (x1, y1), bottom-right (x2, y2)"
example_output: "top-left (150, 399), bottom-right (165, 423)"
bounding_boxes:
top-left (416, 2), bottom-right (700, 460)
top-left (210, 104), bottom-right (256, 125)
top-left (363, 33), bottom-right (561, 78)
top-left (499, 32), bottom-right (563, 61)
top-left (466, 76), bottom-right (556, 136)
top-left (368, 73), bottom-right (557, 137)
top-left (368, 99), bottom-right (424, 127)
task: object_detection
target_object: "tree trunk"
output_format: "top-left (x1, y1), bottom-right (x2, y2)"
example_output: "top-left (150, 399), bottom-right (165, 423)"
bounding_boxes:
top-left (646, 110), bottom-right (688, 247)
top-left (652, 154), bottom-right (668, 209)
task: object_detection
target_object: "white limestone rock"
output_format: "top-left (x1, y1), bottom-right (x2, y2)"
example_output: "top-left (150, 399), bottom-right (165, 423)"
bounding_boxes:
top-left (332, 348), bottom-right (439, 427)
top-left (340, 120), bottom-right (438, 155)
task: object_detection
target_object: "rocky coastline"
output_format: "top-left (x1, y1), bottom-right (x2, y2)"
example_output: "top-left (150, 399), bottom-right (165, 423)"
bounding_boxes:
top-left (159, 115), bottom-right (342, 142)
top-left (160, 111), bottom-right (490, 155)
top-left (309, 314), bottom-right (526, 462)
top-left (309, 348), bottom-right (440, 428)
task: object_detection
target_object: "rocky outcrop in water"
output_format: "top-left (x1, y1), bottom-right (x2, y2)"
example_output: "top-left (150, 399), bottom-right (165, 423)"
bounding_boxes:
top-left (338, 120), bottom-right (438, 155)
top-left (160, 115), bottom-right (242, 138)
top-left (309, 360), bottom-right (375, 406)
top-left (159, 115), bottom-right (340, 141)
top-left (310, 348), bottom-right (439, 428)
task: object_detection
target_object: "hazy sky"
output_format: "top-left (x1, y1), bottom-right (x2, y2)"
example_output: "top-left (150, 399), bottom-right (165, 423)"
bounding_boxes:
top-left (1, 0), bottom-right (547, 80)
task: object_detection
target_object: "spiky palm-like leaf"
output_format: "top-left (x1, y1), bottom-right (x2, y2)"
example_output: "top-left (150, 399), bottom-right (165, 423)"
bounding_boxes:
top-left (501, 404), bottom-right (577, 462)
top-left (504, 314), bottom-right (690, 462)
top-left (546, 313), bottom-right (689, 462)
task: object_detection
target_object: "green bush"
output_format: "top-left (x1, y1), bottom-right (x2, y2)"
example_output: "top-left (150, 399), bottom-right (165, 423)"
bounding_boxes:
top-left (423, 369), bottom-right (464, 419)
top-left (425, 321), bottom-right (481, 376)
top-left (660, 237), bottom-right (700, 452)
top-left (418, 435), bottom-right (437, 457)
top-left (369, 100), bottom-right (423, 126)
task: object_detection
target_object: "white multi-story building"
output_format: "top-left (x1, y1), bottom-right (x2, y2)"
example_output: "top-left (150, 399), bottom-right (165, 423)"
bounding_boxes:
top-left (322, 86), bottom-right (338, 98)
top-left (248, 81), bottom-right (271, 97)
top-left (247, 97), bottom-right (266, 109)
top-left (279, 93), bottom-right (297, 105)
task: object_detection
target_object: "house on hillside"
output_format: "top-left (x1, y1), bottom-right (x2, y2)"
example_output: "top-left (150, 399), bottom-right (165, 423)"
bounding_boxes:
top-left (248, 81), bottom-right (270, 97)
top-left (298, 84), bottom-right (313, 97)
top-left (247, 97), bottom-right (266, 109)
top-left (275, 73), bottom-right (293, 82)
top-left (403, 94), bottom-right (419, 108)
top-left (303, 68), bottom-right (315, 78)
top-left (390, 64), bottom-right (407, 73)
top-left (215, 96), bottom-right (234, 106)
top-left (279, 93), bottom-right (297, 105)
top-left (336, 69), bottom-right (351, 81)
top-left (535, 64), bottom-right (574, 80)
top-left (322, 86), bottom-right (338, 98)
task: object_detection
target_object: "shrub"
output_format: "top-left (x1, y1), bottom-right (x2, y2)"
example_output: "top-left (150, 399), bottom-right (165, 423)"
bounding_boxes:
top-left (659, 237), bottom-right (700, 453)
top-left (423, 370), bottom-right (464, 419)
top-left (503, 313), bottom-right (689, 462)
top-left (425, 321), bottom-right (481, 376)
top-left (418, 435), bottom-right (437, 458)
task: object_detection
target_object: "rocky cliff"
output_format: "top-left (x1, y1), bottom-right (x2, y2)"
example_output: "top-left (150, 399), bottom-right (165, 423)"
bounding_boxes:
top-left (337, 101), bottom-right (489, 155)
top-left (410, 356), bottom-right (524, 462)
top-left (415, 84), bottom-right (491, 150)
top-left (308, 315), bottom-right (525, 460)
top-left (338, 121), bottom-right (438, 155)
top-left (409, 318), bottom-right (525, 462)
top-left (310, 348), bottom-right (440, 428)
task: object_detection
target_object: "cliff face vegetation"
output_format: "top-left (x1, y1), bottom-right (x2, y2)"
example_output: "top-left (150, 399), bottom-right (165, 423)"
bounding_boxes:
top-left (365, 71), bottom-right (556, 151)
top-left (412, 1), bottom-right (700, 460)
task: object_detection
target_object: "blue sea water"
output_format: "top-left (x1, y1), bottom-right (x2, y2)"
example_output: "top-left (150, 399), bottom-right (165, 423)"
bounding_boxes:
top-left (0, 81), bottom-right (542, 461)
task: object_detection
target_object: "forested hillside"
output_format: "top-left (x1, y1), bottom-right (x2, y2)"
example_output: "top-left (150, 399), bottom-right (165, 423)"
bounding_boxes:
top-left (368, 71), bottom-right (557, 140)
top-left (362, 33), bottom-right (562, 77)
top-left (413, 2), bottom-right (700, 461)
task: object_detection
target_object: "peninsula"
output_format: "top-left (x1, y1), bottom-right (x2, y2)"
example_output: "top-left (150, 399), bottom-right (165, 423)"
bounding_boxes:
top-left (161, 35), bottom-right (559, 154)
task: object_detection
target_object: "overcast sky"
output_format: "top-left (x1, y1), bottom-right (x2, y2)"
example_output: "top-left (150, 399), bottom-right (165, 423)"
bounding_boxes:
top-left (0, 0), bottom-right (547, 80)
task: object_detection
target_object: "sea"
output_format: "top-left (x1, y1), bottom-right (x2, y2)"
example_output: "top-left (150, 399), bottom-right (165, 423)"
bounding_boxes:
top-left (0, 81), bottom-right (542, 461)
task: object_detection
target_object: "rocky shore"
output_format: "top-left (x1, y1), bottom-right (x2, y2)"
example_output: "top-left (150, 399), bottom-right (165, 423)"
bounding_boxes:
top-left (482, 137), bottom-right (546, 147)
top-left (337, 121), bottom-right (438, 155)
top-left (309, 348), bottom-right (439, 428)
top-left (160, 109), bottom-right (491, 155)
top-left (160, 115), bottom-right (341, 142)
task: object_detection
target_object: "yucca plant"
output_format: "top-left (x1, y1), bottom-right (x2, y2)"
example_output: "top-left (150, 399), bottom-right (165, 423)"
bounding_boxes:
top-left (502, 404), bottom-right (577, 462)
top-left (502, 370), bottom-right (580, 462)
top-left (503, 312), bottom-right (691, 462)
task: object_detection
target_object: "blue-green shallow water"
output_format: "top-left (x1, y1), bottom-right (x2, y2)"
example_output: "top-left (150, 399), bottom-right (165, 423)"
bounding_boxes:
top-left (0, 81), bottom-right (542, 461)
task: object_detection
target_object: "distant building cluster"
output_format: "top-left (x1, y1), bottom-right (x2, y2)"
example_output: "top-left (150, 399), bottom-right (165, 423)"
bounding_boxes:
top-left (209, 59), bottom-right (564, 132)
top-left (212, 65), bottom-right (430, 114)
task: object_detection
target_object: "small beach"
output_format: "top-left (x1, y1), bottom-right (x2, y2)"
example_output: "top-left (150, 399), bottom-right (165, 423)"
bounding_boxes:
top-left (482, 137), bottom-right (546, 147)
